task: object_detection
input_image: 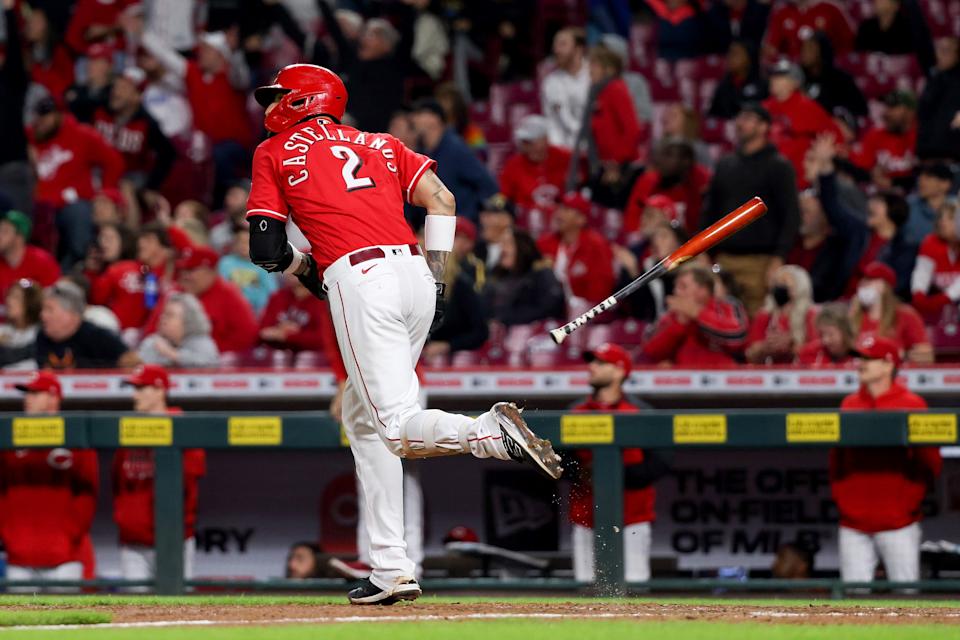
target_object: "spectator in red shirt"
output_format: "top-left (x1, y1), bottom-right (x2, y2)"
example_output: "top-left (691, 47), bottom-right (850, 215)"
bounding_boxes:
top-left (0, 371), bottom-right (98, 592)
top-left (499, 115), bottom-right (571, 211)
top-left (91, 223), bottom-right (176, 330)
top-left (259, 275), bottom-right (329, 353)
top-left (537, 192), bottom-right (615, 312)
top-left (92, 67), bottom-right (177, 193)
top-left (132, 19), bottom-right (252, 203)
top-left (764, 0), bottom-right (854, 60)
top-left (745, 265), bottom-right (818, 364)
top-left (23, 4), bottom-right (75, 99)
top-left (832, 335), bottom-right (941, 583)
top-left (910, 201), bottom-right (960, 321)
top-left (624, 139), bottom-right (711, 237)
top-left (642, 264), bottom-right (747, 365)
top-left (173, 246), bottom-right (258, 353)
top-left (849, 91), bottom-right (917, 191)
top-left (763, 60), bottom-right (843, 188)
top-left (28, 97), bottom-right (124, 271)
top-left (0, 210), bottom-right (60, 299)
top-left (581, 45), bottom-right (644, 205)
top-left (797, 303), bottom-right (856, 365)
top-left (113, 365), bottom-right (205, 586)
top-left (851, 262), bottom-right (933, 363)
top-left (569, 343), bottom-right (668, 583)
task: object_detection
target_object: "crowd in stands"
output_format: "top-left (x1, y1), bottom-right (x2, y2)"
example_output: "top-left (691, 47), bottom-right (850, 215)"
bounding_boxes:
top-left (1, 0), bottom-right (959, 372)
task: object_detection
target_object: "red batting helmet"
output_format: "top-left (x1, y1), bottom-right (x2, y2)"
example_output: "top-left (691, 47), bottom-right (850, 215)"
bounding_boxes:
top-left (255, 64), bottom-right (348, 133)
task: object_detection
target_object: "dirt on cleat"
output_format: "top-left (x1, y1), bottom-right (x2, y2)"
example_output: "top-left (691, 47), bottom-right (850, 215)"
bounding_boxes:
top-left (495, 402), bottom-right (563, 480)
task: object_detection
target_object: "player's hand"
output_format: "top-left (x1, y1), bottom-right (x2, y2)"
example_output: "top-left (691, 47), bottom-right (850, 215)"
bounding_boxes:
top-left (430, 283), bottom-right (446, 333)
top-left (296, 254), bottom-right (326, 300)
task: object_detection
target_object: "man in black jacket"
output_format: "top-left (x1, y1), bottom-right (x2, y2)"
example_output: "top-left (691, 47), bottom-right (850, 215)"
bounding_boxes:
top-left (917, 36), bottom-right (960, 161)
top-left (700, 103), bottom-right (800, 314)
top-left (0, 0), bottom-right (32, 213)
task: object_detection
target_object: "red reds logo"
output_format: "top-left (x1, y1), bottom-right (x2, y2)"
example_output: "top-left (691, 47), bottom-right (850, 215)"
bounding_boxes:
top-left (47, 448), bottom-right (74, 470)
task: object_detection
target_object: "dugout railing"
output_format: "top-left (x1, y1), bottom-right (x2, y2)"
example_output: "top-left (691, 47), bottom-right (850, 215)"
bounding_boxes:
top-left (0, 410), bottom-right (958, 597)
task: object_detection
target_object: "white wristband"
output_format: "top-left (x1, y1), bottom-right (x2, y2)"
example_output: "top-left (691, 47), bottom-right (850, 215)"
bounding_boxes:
top-left (425, 214), bottom-right (456, 252)
top-left (283, 243), bottom-right (307, 275)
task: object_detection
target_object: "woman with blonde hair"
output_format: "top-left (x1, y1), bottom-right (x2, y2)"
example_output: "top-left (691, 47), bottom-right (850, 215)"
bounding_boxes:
top-left (850, 262), bottom-right (933, 364)
top-left (138, 292), bottom-right (219, 368)
top-left (746, 265), bottom-right (818, 363)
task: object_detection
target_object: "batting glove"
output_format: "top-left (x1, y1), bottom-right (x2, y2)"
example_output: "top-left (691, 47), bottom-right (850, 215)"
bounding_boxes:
top-left (297, 254), bottom-right (326, 301)
top-left (430, 282), bottom-right (446, 333)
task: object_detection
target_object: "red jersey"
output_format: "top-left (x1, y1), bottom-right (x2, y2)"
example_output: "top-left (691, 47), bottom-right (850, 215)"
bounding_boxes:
top-left (537, 229), bottom-right (615, 305)
top-left (857, 305), bottom-right (930, 353)
top-left (29, 115), bottom-right (124, 208)
top-left (765, 1), bottom-right (854, 59)
top-left (747, 307), bottom-right (819, 363)
top-left (247, 119), bottom-right (434, 269)
top-left (112, 448), bottom-right (206, 546)
top-left (498, 146), bottom-right (571, 209)
top-left (849, 126), bottom-right (917, 180)
top-left (911, 234), bottom-right (960, 318)
top-left (0, 246), bottom-right (61, 297)
top-left (0, 448), bottom-right (98, 568)
top-left (259, 287), bottom-right (326, 352)
top-left (832, 382), bottom-right (940, 533)
top-left (92, 107), bottom-right (157, 177)
top-left (90, 260), bottom-right (168, 330)
top-left (30, 46), bottom-right (75, 99)
top-left (185, 63), bottom-right (253, 148)
top-left (592, 78), bottom-right (645, 164)
top-left (764, 92), bottom-right (844, 188)
top-left (623, 165), bottom-right (711, 236)
top-left (642, 298), bottom-right (747, 366)
top-left (796, 339), bottom-right (853, 365)
top-left (569, 398), bottom-right (654, 528)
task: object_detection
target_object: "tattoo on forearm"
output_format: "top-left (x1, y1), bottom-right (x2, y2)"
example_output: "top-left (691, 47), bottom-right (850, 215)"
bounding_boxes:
top-left (427, 250), bottom-right (448, 284)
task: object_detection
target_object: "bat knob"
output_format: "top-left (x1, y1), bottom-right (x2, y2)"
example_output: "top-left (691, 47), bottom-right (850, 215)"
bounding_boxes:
top-left (549, 327), bottom-right (566, 345)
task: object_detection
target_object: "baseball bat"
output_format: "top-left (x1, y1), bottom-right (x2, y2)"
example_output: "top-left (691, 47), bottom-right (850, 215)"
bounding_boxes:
top-left (548, 196), bottom-right (768, 345)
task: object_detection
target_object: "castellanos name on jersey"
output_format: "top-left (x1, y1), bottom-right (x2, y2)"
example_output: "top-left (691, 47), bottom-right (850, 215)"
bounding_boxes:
top-left (280, 119), bottom-right (399, 187)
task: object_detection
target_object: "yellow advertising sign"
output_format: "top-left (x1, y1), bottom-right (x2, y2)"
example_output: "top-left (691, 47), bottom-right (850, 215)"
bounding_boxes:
top-left (228, 417), bottom-right (283, 445)
top-left (560, 415), bottom-right (615, 444)
top-left (12, 417), bottom-right (65, 446)
top-left (908, 414), bottom-right (957, 444)
top-left (786, 413), bottom-right (840, 442)
top-left (119, 417), bottom-right (173, 446)
top-left (673, 415), bottom-right (727, 444)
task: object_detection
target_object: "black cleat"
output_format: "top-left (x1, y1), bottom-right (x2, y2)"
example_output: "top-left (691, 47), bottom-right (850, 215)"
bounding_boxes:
top-left (347, 577), bottom-right (421, 605)
top-left (494, 402), bottom-right (563, 480)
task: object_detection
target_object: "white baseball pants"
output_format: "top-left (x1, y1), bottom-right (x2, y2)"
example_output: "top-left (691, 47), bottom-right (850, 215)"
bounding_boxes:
top-left (120, 538), bottom-right (196, 592)
top-left (6, 561), bottom-right (83, 593)
top-left (325, 245), bottom-right (510, 591)
top-left (571, 522), bottom-right (651, 583)
top-left (838, 522), bottom-right (921, 583)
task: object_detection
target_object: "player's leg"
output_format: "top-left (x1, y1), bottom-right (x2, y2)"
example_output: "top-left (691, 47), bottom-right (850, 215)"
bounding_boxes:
top-left (119, 544), bottom-right (154, 593)
top-left (875, 522), bottom-right (921, 582)
top-left (340, 375), bottom-right (420, 601)
top-left (44, 561), bottom-right (83, 594)
top-left (4, 565), bottom-right (36, 594)
top-left (183, 537), bottom-right (196, 581)
top-left (838, 526), bottom-right (878, 583)
top-left (403, 463), bottom-right (425, 577)
top-left (571, 524), bottom-right (595, 582)
top-left (623, 522), bottom-right (652, 582)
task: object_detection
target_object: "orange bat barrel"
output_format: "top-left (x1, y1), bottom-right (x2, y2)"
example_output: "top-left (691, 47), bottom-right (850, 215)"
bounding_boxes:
top-left (663, 196), bottom-right (768, 270)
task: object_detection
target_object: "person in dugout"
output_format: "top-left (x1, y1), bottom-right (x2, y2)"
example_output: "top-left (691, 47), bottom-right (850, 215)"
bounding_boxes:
top-left (568, 343), bottom-right (670, 583)
top-left (0, 371), bottom-right (98, 592)
top-left (831, 335), bottom-right (942, 583)
top-left (112, 364), bottom-right (206, 587)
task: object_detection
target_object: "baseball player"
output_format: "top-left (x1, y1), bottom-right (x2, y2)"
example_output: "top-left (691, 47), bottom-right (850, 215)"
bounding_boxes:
top-left (0, 372), bottom-right (98, 592)
top-left (113, 364), bottom-right (206, 588)
top-left (246, 64), bottom-right (562, 604)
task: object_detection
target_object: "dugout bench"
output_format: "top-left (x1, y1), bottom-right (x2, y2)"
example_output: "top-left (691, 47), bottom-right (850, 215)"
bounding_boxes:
top-left (0, 410), bottom-right (958, 597)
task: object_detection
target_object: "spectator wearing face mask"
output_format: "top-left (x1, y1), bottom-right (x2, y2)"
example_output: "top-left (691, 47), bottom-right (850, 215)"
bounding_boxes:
top-left (745, 265), bottom-right (818, 364)
top-left (910, 201), bottom-right (960, 321)
top-left (850, 262), bottom-right (932, 364)
top-left (797, 303), bottom-right (856, 365)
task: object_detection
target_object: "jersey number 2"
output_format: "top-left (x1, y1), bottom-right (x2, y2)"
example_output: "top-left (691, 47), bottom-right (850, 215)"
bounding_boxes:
top-left (331, 146), bottom-right (375, 192)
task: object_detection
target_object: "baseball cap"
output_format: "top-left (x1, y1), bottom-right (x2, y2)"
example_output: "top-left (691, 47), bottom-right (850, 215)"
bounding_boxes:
top-left (455, 216), bottom-right (477, 242)
top-left (2, 210), bottom-right (32, 239)
top-left (884, 89), bottom-right (917, 110)
top-left (645, 194), bottom-right (680, 226)
top-left (850, 335), bottom-right (901, 368)
top-left (513, 114), bottom-right (549, 144)
top-left (560, 191), bottom-right (592, 217)
top-left (768, 59), bottom-right (804, 84)
top-left (123, 364), bottom-right (171, 390)
top-left (15, 371), bottom-right (62, 398)
top-left (33, 95), bottom-right (61, 116)
top-left (862, 261), bottom-right (896, 288)
top-left (739, 101), bottom-right (771, 123)
top-left (583, 342), bottom-right (632, 376)
top-left (480, 193), bottom-right (515, 217)
top-left (443, 525), bottom-right (480, 544)
top-left (176, 245), bottom-right (219, 271)
top-left (199, 31), bottom-right (232, 60)
top-left (86, 42), bottom-right (115, 61)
